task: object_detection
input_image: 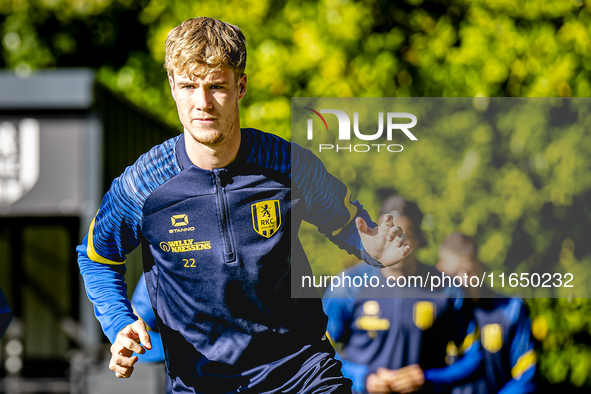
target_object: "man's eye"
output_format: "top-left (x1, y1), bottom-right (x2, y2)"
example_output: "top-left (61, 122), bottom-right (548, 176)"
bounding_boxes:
top-left (182, 85), bottom-right (195, 89)
top-left (211, 85), bottom-right (223, 89)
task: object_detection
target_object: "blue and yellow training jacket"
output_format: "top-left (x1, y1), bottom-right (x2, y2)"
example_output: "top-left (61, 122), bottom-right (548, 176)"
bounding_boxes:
top-left (77, 128), bottom-right (381, 391)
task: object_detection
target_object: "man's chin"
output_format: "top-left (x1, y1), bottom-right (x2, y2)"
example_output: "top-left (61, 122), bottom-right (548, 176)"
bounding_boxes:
top-left (186, 130), bottom-right (225, 146)
top-left (199, 136), bottom-right (225, 146)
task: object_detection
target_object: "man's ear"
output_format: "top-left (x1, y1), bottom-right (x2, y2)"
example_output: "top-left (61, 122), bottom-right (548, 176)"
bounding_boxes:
top-left (238, 74), bottom-right (247, 101)
top-left (168, 74), bottom-right (176, 102)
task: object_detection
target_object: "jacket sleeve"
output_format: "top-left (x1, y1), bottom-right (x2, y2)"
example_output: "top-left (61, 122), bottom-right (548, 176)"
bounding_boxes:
top-left (322, 282), bottom-right (368, 393)
top-left (77, 179), bottom-right (142, 343)
top-left (0, 287), bottom-right (12, 337)
top-left (322, 289), bottom-right (355, 344)
top-left (423, 326), bottom-right (483, 391)
top-left (337, 353), bottom-right (369, 394)
top-left (291, 143), bottom-right (382, 268)
top-left (131, 273), bottom-right (158, 331)
top-left (77, 139), bottom-right (181, 344)
top-left (497, 300), bottom-right (537, 394)
top-left (424, 297), bottom-right (484, 391)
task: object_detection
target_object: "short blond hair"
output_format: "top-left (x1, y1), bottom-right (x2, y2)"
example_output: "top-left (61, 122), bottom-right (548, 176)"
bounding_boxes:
top-left (165, 17), bottom-right (247, 79)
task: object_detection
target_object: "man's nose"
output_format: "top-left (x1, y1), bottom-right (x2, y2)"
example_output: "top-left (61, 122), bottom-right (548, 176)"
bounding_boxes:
top-left (194, 87), bottom-right (213, 111)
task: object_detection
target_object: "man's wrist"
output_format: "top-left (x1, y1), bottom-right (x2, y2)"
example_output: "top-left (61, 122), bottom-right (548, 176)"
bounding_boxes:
top-left (360, 249), bottom-right (385, 268)
top-left (109, 316), bottom-right (139, 343)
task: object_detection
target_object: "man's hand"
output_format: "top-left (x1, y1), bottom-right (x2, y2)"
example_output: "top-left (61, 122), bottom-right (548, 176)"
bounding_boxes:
top-left (367, 369), bottom-right (395, 394)
top-left (357, 214), bottom-right (412, 267)
top-left (384, 364), bottom-right (425, 393)
top-left (109, 320), bottom-right (152, 378)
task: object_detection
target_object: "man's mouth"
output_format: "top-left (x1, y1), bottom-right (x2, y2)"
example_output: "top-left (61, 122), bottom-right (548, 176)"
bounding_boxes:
top-left (193, 118), bottom-right (218, 126)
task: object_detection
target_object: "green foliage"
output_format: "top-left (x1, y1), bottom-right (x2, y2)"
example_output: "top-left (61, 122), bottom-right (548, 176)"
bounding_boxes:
top-left (2, 0), bottom-right (591, 388)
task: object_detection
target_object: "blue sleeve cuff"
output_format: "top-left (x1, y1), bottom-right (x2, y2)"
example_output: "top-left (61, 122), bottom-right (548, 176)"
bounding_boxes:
top-left (360, 249), bottom-right (385, 268)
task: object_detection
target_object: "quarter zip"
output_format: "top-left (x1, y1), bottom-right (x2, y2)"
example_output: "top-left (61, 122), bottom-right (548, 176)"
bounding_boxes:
top-left (214, 170), bottom-right (235, 263)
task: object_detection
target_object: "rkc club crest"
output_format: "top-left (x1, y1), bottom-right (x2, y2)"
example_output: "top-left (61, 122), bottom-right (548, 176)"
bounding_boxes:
top-left (251, 200), bottom-right (281, 238)
top-left (482, 324), bottom-right (503, 353)
top-left (413, 301), bottom-right (436, 330)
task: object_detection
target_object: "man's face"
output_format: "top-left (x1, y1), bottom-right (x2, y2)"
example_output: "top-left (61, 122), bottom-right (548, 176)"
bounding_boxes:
top-left (168, 66), bottom-right (247, 147)
top-left (436, 249), bottom-right (479, 281)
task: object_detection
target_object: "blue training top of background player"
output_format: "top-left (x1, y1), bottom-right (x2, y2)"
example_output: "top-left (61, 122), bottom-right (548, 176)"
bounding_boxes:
top-left (323, 261), bottom-right (482, 394)
top-left (454, 292), bottom-right (537, 394)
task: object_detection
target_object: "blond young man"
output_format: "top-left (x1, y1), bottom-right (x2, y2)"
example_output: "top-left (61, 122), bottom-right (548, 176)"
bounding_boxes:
top-left (77, 17), bottom-right (411, 393)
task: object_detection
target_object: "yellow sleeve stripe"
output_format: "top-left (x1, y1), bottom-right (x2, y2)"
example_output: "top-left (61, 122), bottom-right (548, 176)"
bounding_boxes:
top-left (325, 331), bottom-right (336, 347)
top-left (331, 189), bottom-right (358, 237)
top-left (460, 327), bottom-right (480, 353)
top-left (461, 332), bottom-right (475, 352)
top-left (512, 350), bottom-right (537, 379)
top-left (87, 216), bottom-right (126, 266)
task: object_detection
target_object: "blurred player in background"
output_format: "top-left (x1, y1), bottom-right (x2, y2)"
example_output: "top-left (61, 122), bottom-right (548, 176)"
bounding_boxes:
top-left (436, 232), bottom-right (537, 394)
top-left (0, 286), bottom-right (11, 337)
top-left (77, 16), bottom-right (412, 393)
top-left (131, 273), bottom-right (171, 393)
top-left (323, 196), bottom-right (481, 394)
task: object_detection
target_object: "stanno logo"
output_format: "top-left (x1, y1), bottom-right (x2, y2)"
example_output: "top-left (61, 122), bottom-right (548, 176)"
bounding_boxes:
top-left (301, 107), bottom-right (417, 154)
top-left (169, 214), bottom-right (195, 233)
top-left (251, 200), bottom-right (281, 238)
top-left (171, 214), bottom-right (189, 226)
top-left (159, 239), bottom-right (211, 253)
